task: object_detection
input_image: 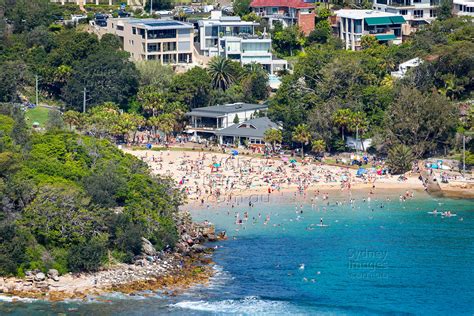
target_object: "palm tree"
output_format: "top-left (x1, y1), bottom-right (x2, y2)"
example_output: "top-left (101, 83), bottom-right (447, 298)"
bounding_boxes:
top-left (387, 144), bottom-right (414, 174)
top-left (311, 139), bottom-right (326, 156)
top-left (155, 113), bottom-right (176, 142)
top-left (208, 56), bottom-right (236, 91)
top-left (264, 129), bottom-right (283, 153)
top-left (63, 110), bottom-right (81, 131)
top-left (332, 108), bottom-right (352, 141)
top-left (292, 124), bottom-right (311, 158)
top-left (138, 87), bottom-right (165, 117)
top-left (348, 111), bottom-right (369, 151)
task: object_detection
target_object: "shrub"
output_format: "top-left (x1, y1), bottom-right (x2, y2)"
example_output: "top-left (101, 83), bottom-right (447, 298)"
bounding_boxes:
top-left (67, 235), bottom-right (108, 272)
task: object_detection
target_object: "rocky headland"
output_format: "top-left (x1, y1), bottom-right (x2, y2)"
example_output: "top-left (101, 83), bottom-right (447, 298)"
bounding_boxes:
top-left (0, 211), bottom-right (223, 301)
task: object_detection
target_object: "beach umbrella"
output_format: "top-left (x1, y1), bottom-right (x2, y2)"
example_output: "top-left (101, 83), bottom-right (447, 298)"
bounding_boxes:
top-left (290, 159), bottom-right (297, 164)
top-left (232, 149), bottom-right (239, 156)
top-left (357, 168), bottom-right (367, 176)
top-left (213, 163), bottom-right (221, 167)
top-left (281, 157), bottom-right (289, 162)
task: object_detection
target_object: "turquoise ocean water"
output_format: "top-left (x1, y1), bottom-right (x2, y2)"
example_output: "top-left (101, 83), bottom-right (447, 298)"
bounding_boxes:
top-left (2, 190), bottom-right (473, 315)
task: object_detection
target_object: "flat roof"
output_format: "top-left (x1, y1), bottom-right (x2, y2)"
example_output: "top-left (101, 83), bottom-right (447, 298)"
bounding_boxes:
top-left (198, 17), bottom-right (258, 27)
top-left (186, 103), bottom-right (268, 118)
top-left (336, 9), bottom-right (401, 19)
top-left (114, 18), bottom-right (193, 30)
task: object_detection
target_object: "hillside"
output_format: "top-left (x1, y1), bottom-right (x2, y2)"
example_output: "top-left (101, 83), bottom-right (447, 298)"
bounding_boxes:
top-left (0, 104), bottom-right (184, 277)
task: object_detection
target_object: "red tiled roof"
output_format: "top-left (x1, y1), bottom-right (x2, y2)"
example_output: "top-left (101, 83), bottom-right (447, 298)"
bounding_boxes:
top-left (250, 0), bottom-right (314, 9)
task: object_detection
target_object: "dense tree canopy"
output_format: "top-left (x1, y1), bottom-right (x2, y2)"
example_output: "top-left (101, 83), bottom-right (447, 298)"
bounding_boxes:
top-left (0, 104), bottom-right (183, 275)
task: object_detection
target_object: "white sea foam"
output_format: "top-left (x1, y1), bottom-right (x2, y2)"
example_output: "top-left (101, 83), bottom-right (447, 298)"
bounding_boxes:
top-left (0, 295), bottom-right (37, 303)
top-left (172, 296), bottom-right (299, 315)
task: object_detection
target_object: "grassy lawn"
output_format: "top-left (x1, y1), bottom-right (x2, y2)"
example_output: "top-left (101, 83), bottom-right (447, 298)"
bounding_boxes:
top-left (25, 107), bottom-right (50, 128)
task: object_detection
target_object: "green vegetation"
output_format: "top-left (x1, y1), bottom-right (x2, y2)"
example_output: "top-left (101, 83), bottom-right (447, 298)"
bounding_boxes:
top-left (269, 16), bottom-right (473, 160)
top-left (0, 104), bottom-right (183, 276)
top-left (25, 106), bottom-right (51, 128)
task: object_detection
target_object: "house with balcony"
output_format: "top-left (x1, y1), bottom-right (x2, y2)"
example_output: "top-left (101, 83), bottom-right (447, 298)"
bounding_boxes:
top-left (97, 18), bottom-right (194, 64)
top-left (197, 11), bottom-right (287, 74)
top-left (336, 10), bottom-right (406, 51)
top-left (185, 103), bottom-right (269, 140)
top-left (372, 0), bottom-right (439, 34)
top-left (453, 0), bottom-right (474, 16)
top-left (249, 0), bottom-right (316, 35)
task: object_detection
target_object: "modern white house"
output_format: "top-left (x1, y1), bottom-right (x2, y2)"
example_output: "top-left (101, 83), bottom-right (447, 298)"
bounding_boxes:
top-left (453, 0), bottom-right (474, 16)
top-left (336, 10), bottom-right (406, 51)
top-left (372, 0), bottom-right (440, 34)
top-left (185, 103), bottom-right (269, 139)
top-left (391, 57), bottom-right (423, 78)
top-left (197, 11), bottom-right (287, 74)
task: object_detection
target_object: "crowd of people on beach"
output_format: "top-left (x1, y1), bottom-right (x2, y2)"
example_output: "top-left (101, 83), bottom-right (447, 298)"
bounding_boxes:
top-left (137, 149), bottom-right (397, 205)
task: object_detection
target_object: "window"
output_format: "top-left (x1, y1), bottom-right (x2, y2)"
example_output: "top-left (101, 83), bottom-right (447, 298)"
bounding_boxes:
top-left (147, 29), bottom-right (176, 39)
top-left (414, 10), bottom-right (424, 17)
top-left (148, 43), bottom-right (160, 52)
top-left (413, 0), bottom-right (421, 2)
top-left (178, 41), bottom-right (191, 51)
top-left (354, 19), bottom-right (362, 33)
top-left (162, 54), bottom-right (176, 64)
top-left (117, 25), bottom-right (124, 31)
top-left (132, 27), bottom-right (136, 34)
top-left (163, 42), bottom-right (177, 52)
top-left (430, 9), bottom-right (437, 17)
top-left (178, 53), bottom-right (192, 63)
top-left (399, 9), bottom-right (408, 15)
top-left (205, 26), bottom-right (218, 37)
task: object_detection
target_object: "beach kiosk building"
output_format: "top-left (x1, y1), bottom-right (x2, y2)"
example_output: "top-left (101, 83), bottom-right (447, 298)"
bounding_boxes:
top-left (215, 117), bottom-right (280, 146)
top-left (185, 102), bottom-right (269, 141)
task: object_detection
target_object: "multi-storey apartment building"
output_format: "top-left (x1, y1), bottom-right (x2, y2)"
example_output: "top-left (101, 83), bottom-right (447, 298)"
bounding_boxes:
top-left (249, 0), bottom-right (315, 35)
top-left (372, 0), bottom-right (439, 34)
top-left (97, 18), bottom-right (194, 64)
top-left (197, 11), bottom-right (287, 74)
top-left (336, 10), bottom-right (406, 51)
top-left (453, 0), bottom-right (474, 16)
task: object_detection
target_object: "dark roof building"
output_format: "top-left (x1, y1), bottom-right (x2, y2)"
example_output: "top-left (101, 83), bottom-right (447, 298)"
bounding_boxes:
top-left (215, 117), bottom-right (280, 146)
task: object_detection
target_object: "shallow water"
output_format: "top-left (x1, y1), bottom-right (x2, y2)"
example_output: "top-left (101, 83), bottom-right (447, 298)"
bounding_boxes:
top-left (2, 191), bottom-right (474, 315)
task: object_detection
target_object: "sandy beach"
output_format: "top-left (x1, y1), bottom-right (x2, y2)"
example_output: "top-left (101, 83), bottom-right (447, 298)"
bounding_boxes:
top-left (124, 148), bottom-right (426, 204)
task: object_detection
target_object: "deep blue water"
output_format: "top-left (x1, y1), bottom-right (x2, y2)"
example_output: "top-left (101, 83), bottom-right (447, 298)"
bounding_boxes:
top-left (2, 191), bottom-right (474, 315)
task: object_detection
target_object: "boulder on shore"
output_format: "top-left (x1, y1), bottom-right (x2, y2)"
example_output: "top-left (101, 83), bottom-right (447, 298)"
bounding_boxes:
top-left (34, 272), bottom-right (46, 282)
top-left (47, 269), bottom-right (60, 282)
top-left (141, 237), bottom-right (157, 256)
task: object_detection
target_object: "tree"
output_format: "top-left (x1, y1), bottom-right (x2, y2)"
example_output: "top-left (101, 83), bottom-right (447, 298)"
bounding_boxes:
top-left (384, 87), bottom-right (458, 157)
top-left (233, 114), bottom-right (240, 124)
top-left (332, 108), bottom-right (352, 141)
top-left (241, 63), bottom-right (269, 101)
top-left (62, 48), bottom-right (139, 111)
top-left (138, 87), bottom-right (165, 117)
top-left (155, 113), bottom-right (176, 142)
top-left (264, 129), bottom-right (282, 152)
top-left (233, 0), bottom-right (252, 16)
top-left (0, 61), bottom-right (27, 102)
top-left (63, 110), bottom-right (81, 131)
top-left (46, 109), bottom-right (64, 131)
top-left (387, 144), bottom-right (414, 174)
top-left (292, 124), bottom-right (311, 158)
top-left (272, 25), bottom-right (305, 56)
top-left (311, 139), bottom-right (326, 155)
top-left (438, 0), bottom-right (453, 20)
top-left (348, 111), bottom-right (369, 151)
top-left (135, 61), bottom-right (175, 89)
top-left (208, 57), bottom-right (237, 91)
top-left (168, 67), bottom-right (212, 109)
